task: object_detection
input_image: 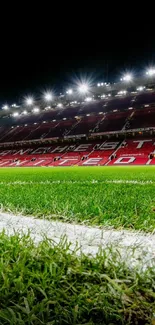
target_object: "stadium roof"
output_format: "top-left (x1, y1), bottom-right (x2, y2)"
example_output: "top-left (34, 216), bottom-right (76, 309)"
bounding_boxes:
top-left (1, 72), bottom-right (155, 119)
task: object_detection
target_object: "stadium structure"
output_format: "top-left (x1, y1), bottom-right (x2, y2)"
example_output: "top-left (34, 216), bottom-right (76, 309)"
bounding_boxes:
top-left (1, 70), bottom-right (155, 324)
top-left (1, 71), bottom-right (155, 167)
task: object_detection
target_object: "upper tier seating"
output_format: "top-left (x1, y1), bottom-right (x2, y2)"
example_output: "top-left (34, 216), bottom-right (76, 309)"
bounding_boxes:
top-left (132, 92), bottom-right (155, 107)
top-left (1, 91), bottom-right (155, 143)
top-left (129, 108), bottom-right (155, 129)
top-left (95, 111), bottom-right (130, 133)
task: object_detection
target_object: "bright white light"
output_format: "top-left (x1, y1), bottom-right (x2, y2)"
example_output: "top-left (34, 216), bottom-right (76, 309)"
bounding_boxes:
top-left (26, 97), bottom-right (34, 106)
top-left (137, 86), bottom-right (145, 91)
top-left (85, 97), bottom-right (92, 102)
top-left (66, 89), bottom-right (73, 95)
top-left (2, 105), bottom-right (9, 110)
top-left (57, 103), bottom-right (62, 108)
top-left (44, 92), bottom-right (52, 101)
top-left (78, 83), bottom-right (88, 93)
top-left (101, 94), bottom-right (105, 98)
top-left (108, 94), bottom-right (111, 97)
top-left (23, 110), bottom-right (27, 115)
top-left (97, 83), bottom-right (101, 87)
top-left (12, 104), bottom-right (17, 107)
top-left (117, 90), bottom-right (127, 95)
top-left (101, 83), bottom-right (103, 86)
top-left (45, 106), bottom-right (51, 110)
top-left (13, 112), bottom-right (19, 117)
top-left (146, 68), bottom-right (155, 76)
top-left (33, 107), bottom-right (40, 113)
top-left (71, 101), bottom-right (77, 104)
top-left (122, 74), bottom-right (133, 82)
top-left (63, 118), bottom-right (67, 120)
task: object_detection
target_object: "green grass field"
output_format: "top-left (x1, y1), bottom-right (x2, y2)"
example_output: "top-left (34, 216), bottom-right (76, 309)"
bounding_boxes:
top-left (0, 233), bottom-right (154, 325)
top-left (0, 166), bottom-right (155, 231)
top-left (0, 166), bottom-right (155, 324)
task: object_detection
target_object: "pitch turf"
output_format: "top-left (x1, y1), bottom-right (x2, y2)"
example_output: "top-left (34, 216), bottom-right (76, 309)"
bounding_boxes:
top-left (0, 166), bottom-right (155, 324)
top-left (0, 233), bottom-right (155, 325)
top-left (0, 166), bottom-right (155, 231)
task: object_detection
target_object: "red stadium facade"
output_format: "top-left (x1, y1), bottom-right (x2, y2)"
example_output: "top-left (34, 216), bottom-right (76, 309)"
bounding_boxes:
top-left (0, 139), bottom-right (155, 167)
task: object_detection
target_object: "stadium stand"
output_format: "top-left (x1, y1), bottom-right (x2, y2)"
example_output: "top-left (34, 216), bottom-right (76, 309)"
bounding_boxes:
top-left (1, 90), bottom-right (155, 166)
top-left (0, 138), bottom-right (155, 167)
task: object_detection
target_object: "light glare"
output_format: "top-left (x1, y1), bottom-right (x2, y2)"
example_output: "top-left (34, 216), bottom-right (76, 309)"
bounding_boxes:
top-left (13, 112), bottom-right (19, 117)
top-left (137, 86), bottom-right (145, 91)
top-left (33, 107), bottom-right (40, 113)
top-left (2, 105), bottom-right (9, 110)
top-left (78, 83), bottom-right (88, 93)
top-left (26, 97), bottom-right (34, 106)
top-left (44, 92), bottom-right (52, 101)
top-left (122, 74), bottom-right (133, 82)
top-left (66, 89), bottom-right (73, 95)
top-left (117, 90), bottom-right (127, 95)
top-left (85, 97), bottom-right (92, 102)
top-left (146, 68), bottom-right (155, 76)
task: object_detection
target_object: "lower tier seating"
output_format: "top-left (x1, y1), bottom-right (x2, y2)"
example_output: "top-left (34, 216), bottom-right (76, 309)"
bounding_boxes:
top-left (0, 137), bottom-right (155, 166)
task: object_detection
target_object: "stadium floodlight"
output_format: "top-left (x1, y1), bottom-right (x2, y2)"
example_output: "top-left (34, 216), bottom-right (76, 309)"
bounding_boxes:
top-left (85, 97), bottom-right (92, 102)
top-left (57, 103), bottom-right (62, 108)
top-left (44, 92), bottom-right (53, 101)
top-left (2, 105), bottom-right (9, 110)
top-left (25, 97), bottom-right (34, 106)
top-left (146, 68), bottom-right (155, 76)
top-left (117, 90), bottom-right (127, 95)
top-left (33, 107), bottom-right (40, 113)
top-left (137, 86), bottom-right (145, 91)
top-left (66, 89), bottom-right (73, 95)
top-left (122, 74), bottom-right (133, 82)
top-left (13, 112), bottom-right (19, 117)
top-left (78, 83), bottom-right (89, 93)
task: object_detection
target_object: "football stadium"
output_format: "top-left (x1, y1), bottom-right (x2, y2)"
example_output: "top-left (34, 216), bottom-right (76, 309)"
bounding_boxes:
top-left (1, 71), bottom-right (155, 324)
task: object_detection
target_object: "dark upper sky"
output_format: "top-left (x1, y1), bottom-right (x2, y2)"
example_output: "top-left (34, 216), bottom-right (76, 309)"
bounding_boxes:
top-left (0, 7), bottom-right (154, 104)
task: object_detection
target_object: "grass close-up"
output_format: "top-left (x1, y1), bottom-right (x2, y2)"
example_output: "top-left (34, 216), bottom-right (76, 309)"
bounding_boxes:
top-left (0, 166), bottom-right (155, 231)
top-left (1, 166), bottom-right (155, 324)
top-left (0, 232), bottom-right (155, 325)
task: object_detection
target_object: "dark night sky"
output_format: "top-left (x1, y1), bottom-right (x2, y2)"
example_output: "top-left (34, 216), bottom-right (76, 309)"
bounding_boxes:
top-left (0, 7), bottom-right (154, 104)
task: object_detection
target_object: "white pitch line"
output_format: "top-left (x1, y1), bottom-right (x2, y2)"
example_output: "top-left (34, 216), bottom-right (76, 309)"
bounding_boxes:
top-left (0, 180), bottom-right (154, 185)
top-left (0, 212), bottom-right (155, 270)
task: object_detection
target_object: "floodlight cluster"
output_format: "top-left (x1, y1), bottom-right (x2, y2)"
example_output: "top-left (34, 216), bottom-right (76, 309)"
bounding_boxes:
top-left (2, 68), bottom-right (155, 116)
